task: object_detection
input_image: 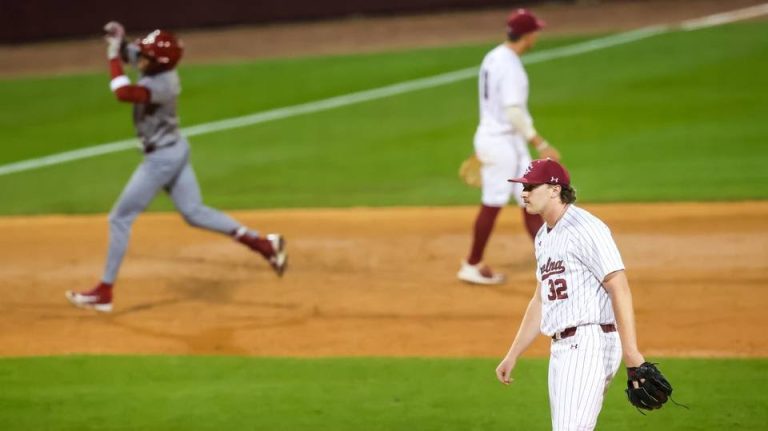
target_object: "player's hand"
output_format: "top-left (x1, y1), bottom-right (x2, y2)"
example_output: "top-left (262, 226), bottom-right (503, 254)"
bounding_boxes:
top-left (103, 21), bottom-right (125, 59)
top-left (495, 355), bottom-right (517, 385)
top-left (538, 145), bottom-right (561, 162)
top-left (623, 351), bottom-right (646, 388)
top-left (103, 21), bottom-right (125, 40)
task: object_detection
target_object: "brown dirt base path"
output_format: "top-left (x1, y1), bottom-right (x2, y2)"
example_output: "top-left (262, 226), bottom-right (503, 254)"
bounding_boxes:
top-left (1, 202), bottom-right (766, 358)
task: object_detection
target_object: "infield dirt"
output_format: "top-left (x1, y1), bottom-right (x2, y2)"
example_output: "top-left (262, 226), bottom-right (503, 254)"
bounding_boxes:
top-left (1, 202), bottom-right (766, 358)
top-left (2, 1), bottom-right (766, 359)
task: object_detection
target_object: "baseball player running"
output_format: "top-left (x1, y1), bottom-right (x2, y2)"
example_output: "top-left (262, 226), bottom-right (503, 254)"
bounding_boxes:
top-left (495, 159), bottom-right (648, 430)
top-left (65, 22), bottom-right (287, 313)
top-left (458, 9), bottom-right (561, 285)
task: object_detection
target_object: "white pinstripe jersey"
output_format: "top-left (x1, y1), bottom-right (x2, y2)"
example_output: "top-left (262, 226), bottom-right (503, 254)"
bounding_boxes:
top-left (476, 44), bottom-right (535, 136)
top-left (535, 205), bottom-right (625, 336)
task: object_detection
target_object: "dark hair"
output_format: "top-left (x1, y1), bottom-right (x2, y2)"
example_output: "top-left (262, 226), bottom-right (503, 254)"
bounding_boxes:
top-left (559, 185), bottom-right (576, 204)
top-left (506, 32), bottom-right (523, 42)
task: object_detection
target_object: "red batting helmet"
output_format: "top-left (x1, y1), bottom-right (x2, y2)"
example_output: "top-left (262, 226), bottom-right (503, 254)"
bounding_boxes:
top-left (137, 30), bottom-right (183, 73)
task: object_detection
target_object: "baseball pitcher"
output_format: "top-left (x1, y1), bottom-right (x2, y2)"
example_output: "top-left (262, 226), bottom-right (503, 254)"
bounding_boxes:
top-left (494, 159), bottom-right (674, 430)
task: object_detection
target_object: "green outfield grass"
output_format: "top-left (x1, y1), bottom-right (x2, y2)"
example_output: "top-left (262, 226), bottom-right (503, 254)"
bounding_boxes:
top-left (0, 22), bottom-right (766, 215)
top-left (0, 356), bottom-right (765, 430)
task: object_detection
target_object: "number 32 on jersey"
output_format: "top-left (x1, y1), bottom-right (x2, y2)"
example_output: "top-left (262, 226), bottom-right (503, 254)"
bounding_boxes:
top-left (547, 279), bottom-right (568, 301)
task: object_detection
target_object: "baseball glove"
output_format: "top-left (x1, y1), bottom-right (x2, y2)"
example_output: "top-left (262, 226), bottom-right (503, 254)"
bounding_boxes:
top-left (459, 154), bottom-right (482, 188)
top-left (625, 362), bottom-right (673, 410)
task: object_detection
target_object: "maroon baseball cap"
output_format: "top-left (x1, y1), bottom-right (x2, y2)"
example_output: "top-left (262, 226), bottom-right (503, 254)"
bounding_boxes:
top-left (506, 9), bottom-right (546, 37)
top-left (508, 159), bottom-right (570, 186)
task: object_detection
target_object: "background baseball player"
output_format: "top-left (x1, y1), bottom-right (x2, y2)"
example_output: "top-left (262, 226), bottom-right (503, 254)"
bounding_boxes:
top-left (65, 22), bottom-right (287, 313)
top-left (458, 9), bottom-right (561, 285)
top-left (494, 159), bottom-right (665, 430)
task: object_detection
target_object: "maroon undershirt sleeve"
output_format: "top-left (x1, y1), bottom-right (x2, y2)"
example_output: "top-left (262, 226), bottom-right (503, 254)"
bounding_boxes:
top-left (108, 57), bottom-right (150, 103)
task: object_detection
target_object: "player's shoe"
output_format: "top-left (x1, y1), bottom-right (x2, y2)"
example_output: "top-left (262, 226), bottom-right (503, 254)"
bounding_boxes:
top-left (65, 282), bottom-right (113, 313)
top-left (265, 233), bottom-right (288, 277)
top-left (235, 228), bottom-right (288, 277)
top-left (457, 261), bottom-right (505, 285)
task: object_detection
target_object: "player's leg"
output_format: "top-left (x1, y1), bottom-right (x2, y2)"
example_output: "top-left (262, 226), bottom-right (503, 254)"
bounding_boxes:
top-left (457, 134), bottom-right (515, 285)
top-left (548, 336), bottom-right (572, 430)
top-left (166, 161), bottom-right (240, 234)
top-left (467, 204), bottom-right (501, 265)
top-left (166, 159), bottom-right (286, 275)
top-left (601, 330), bottom-right (623, 397)
top-left (105, 155), bottom-right (184, 282)
top-left (548, 326), bottom-right (620, 431)
top-left (66, 159), bottom-right (167, 311)
top-left (569, 327), bottom-right (621, 429)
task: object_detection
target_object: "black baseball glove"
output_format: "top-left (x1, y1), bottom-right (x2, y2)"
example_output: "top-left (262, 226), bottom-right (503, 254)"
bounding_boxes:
top-left (625, 362), bottom-right (673, 410)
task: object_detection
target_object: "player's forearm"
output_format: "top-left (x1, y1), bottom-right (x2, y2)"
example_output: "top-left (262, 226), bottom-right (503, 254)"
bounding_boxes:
top-left (107, 58), bottom-right (150, 103)
top-left (109, 57), bottom-right (125, 80)
top-left (603, 271), bottom-right (645, 366)
top-left (528, 134), bottom-right (550, 152)
top-left (505, 105), bottom-right (536, 140)
top-left (103, 21), bottom-right (148, 104)
top-left (505, 105), bottom-right (550, 152)
top-left (505, 293), bottom-right (542, 359)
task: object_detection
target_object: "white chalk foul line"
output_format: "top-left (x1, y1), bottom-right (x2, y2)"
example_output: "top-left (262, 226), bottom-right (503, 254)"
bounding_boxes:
top-left (680, 2), bottom-right (768, 31)
top-left (1, 3), bottom-right (765, 177)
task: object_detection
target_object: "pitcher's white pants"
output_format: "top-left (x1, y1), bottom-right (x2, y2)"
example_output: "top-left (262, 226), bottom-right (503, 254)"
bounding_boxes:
top-left (548, 325), bottom-right (622, 431)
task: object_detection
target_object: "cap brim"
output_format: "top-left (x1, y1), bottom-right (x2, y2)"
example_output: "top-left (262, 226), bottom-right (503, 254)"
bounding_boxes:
top-left (508, 177), bottom-right (531, 183)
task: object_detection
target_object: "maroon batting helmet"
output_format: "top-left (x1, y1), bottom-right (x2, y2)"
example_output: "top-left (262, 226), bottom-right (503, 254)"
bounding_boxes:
top-left (137, 30), bottom-right (183, 73)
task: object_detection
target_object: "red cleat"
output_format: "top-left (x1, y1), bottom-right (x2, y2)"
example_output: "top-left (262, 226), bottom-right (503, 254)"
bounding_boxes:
top-left (65, 282), bottom-right (113, 313)
top-left (236, 229), bottom-right (288, 277)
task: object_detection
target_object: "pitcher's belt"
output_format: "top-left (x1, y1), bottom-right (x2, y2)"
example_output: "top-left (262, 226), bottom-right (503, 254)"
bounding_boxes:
top-left (552, 324), bottom-right (616, 341)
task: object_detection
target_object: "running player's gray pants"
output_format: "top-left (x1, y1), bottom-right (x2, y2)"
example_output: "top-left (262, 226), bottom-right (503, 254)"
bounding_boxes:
top-left (102, 139), bottom-right (240, 283)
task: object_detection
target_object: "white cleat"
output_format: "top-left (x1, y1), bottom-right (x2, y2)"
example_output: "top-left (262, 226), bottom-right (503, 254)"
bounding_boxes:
top-left (266, 233), bottom-right (288, 277)
top-left (457, 260), bottom-right (506, 285)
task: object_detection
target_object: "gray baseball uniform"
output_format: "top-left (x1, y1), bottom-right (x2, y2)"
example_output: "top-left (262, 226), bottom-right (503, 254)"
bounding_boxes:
top-left (64, 27), bottom-right (286, 313)
top-left (102, 69), bottom-right (247, 283)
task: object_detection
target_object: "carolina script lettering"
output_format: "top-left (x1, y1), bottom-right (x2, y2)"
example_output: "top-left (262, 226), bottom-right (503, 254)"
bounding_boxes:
top-left (540, 257), bottom-right (565, 281)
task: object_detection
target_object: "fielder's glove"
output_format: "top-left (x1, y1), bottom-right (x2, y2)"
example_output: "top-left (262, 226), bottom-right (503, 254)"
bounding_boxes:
top-left (459, 154), bottom-right (482, 188)
top-left (625, 362), bottom-right (673, 410)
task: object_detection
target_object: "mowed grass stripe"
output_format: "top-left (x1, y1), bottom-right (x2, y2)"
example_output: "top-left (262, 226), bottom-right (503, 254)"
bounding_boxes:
top-left (0, 29), bottom-right (649, 176)
top-left (0, 22), bottom-right (766, 214)
top-left (0, 356), bottom-right (765, 430)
